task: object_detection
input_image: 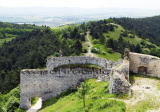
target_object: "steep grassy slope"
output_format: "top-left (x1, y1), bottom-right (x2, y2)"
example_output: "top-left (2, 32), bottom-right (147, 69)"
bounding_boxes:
top-left (104, 24), bottom-right (141, 45)
top-left (113, 16), bottom-right (160, 46)
top-left (39, 79), bottom-right (126, 112)
top-left (86, 23), bottom-right (160, 61)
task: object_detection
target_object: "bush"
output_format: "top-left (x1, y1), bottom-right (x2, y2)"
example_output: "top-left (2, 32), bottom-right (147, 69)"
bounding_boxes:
top-left (71, 53), bottom-right (76, 56)
top-left (142, 48), bottom-right (151, 54)
top-left (106, 35), bottom-right (110, 38)
top-left (82, 49), bottom-right (88, 53)
top-left (93, 39), bottom-right (99, 44)
top-left (54, 52), bottom-right (60, 57)
top-left (129, 35), bottom-right (135, 38)
top-left (102, 52), bottom-right (106, 55)
top-left (91, 48), bottom-right (100, 53)
top-left (107, 48), bottom-right (113, 53)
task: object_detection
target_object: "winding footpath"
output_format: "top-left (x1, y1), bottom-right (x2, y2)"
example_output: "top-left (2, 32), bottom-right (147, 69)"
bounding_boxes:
top-left (85, 32), bottom-right (96, 57)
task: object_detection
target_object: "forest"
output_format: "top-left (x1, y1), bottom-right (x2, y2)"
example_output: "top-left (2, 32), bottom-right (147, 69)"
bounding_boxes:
top-left (0, 16), bottom-right (160, 111)
top-left (112, 16), bottom-right (160, 46)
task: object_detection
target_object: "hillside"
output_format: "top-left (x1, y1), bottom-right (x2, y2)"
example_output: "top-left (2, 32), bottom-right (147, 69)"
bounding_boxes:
top-left (0, 22), bottom-right (46, 47)
top-left (81, 20), bottom-right (160, 61)
top-left (0, 18), bottom-right (160, 112)
top-left (37, 75), bottom-right (160, 112)
top-left (112, 16), bottom-right (160, 46)
top-left (39, 79), bottom-right (126, 112)
top-left (0, 22), bottom-right (87, 111)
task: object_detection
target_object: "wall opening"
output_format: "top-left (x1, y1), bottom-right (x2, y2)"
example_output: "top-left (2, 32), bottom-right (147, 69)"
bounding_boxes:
top-left (28, 97), bottom-right (42, 110)
top-left (138, 66), bottom-right (147, 75)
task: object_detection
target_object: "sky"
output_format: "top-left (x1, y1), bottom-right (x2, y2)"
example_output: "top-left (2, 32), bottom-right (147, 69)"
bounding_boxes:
top-left (0, 0), bottom-right (160, 10)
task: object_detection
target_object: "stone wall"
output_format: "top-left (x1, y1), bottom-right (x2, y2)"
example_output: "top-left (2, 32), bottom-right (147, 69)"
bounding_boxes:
top-left (129, 52), bottom-right (160, 78)
top-left (109, 60), bottom-right (131, 94)
top-left (20, 56), bottom-right (116, 109)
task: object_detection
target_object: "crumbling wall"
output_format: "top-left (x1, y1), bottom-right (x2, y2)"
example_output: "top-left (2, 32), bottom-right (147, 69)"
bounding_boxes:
top-left (20, 56), bottom-right (132, 109)
top-left (109, 60), bottom-right (131, 94)
top-left (129, 52), bottom-right (160, 78)
top-left (20, 56), bottom-right (115, 109)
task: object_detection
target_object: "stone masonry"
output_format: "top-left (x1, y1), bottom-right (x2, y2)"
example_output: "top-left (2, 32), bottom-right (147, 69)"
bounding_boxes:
top-left (20, 56), bottom-right (120, 109)
top-left (20, 51), bottom-right (160, 109)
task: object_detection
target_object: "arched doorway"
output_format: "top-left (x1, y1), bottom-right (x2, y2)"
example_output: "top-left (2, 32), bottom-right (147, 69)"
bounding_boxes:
top-left (138, 66), bottom-right (147, 75)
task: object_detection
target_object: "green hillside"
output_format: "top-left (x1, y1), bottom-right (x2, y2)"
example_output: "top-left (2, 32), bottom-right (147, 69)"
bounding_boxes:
top-left (39, 79), bottom-right (126, 112)
top-left (0, 37), bottom-right (16, 47)
top-left (80, 20), bottom-right (160, 59)
top-left (112, 16), bottom-right (160, 46)
top-left (0, 18), bottom-right (160, 112)
top-left (0, 22), bottom-right (46, 47)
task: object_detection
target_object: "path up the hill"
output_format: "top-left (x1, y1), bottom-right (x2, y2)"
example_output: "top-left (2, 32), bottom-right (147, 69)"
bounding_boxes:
top-left (84, 32), bottom-right (96, 57)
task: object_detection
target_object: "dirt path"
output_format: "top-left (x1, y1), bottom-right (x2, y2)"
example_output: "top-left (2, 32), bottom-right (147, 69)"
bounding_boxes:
top-left (84, 32), bottom-right (96, 57)
top-left (112, 77), bottom-right (160, 112)
top-left (27, 98), bottom-right (42, 112)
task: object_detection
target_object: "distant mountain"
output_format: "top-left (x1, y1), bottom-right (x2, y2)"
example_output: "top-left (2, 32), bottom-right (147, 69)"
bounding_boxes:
top-left (0, 7), bottom-right (159, 17)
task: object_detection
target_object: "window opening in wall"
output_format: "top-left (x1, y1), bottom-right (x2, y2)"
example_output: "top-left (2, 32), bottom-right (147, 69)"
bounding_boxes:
top-left (138, 66), bottom-right (147, 75)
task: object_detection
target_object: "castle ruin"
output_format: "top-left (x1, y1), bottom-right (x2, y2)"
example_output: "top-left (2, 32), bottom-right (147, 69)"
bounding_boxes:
top-left (20, 51), bottom-right (160, 109)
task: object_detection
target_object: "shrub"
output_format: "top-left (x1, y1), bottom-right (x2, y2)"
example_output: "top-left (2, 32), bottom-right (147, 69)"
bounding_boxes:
top-left (91, 48), bottom-right (100, 53)
top-left (71, 53), bottom-right (76, 56)
top-left (82, 49), bottom-right (88, 53)
top-left (129, 35), bottom-right (135, 38)
top-left (93, 39), bottom-right (99, 44)
top-left (54, 52), bottom-right (60, 57)
top-left (102, 52), bottom-right (106, 55)
top-left (106, 35), bottom-right (110, 38)
top-left (107, 48), bottom-right (113, 53)
top-left (92, 95), bottom-right (98, 100)
top-left (142, 48), bottom-right (151, 54)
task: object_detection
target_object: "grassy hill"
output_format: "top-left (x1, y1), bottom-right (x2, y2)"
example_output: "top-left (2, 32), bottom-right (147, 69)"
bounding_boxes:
top-left (81, 21), bottom-right (160, 61)
top-left (103, 24), bottom-right (141, 45)
top-left (112, 16), bottom-right (160, 46)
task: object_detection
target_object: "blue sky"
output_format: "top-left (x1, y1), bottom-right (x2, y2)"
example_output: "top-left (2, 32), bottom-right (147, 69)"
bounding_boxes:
top-left (0, 0), bottom-right (160, 10)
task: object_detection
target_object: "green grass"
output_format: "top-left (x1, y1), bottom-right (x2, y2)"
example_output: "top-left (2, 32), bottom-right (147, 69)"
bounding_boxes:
top-left (39, 79), bottom-right (126, 112)
top-left (31, 97), bottom-right (39, 106)
top-left (104, 24), bottom-right (141, 45)
top-left (89, 34), bottom-right (121, 62)
top-left (92, 44), bottom-right (122, 62)
top-left (0, 37), bottom-right (16, 47)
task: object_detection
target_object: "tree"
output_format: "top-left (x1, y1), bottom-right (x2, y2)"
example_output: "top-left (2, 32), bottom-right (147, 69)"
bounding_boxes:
top-left (118, 36), bottom-right (123, 43)
top-left (72, 40), bottom-right (82, 55)
top-left (109, 24), bottom-right (114, 31)
top-left (0, 93), bottom-right (2, 111)
top-left (135, 44), bottom-right (142, 53)
top-left (105, 38), bottom-right (114, 50)
top-left (62, 31), bottom-right (68, 39)
top-left (77, 82), bottom-right (90, 108)
top-left (99, 34), bottom-right (105, 44)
